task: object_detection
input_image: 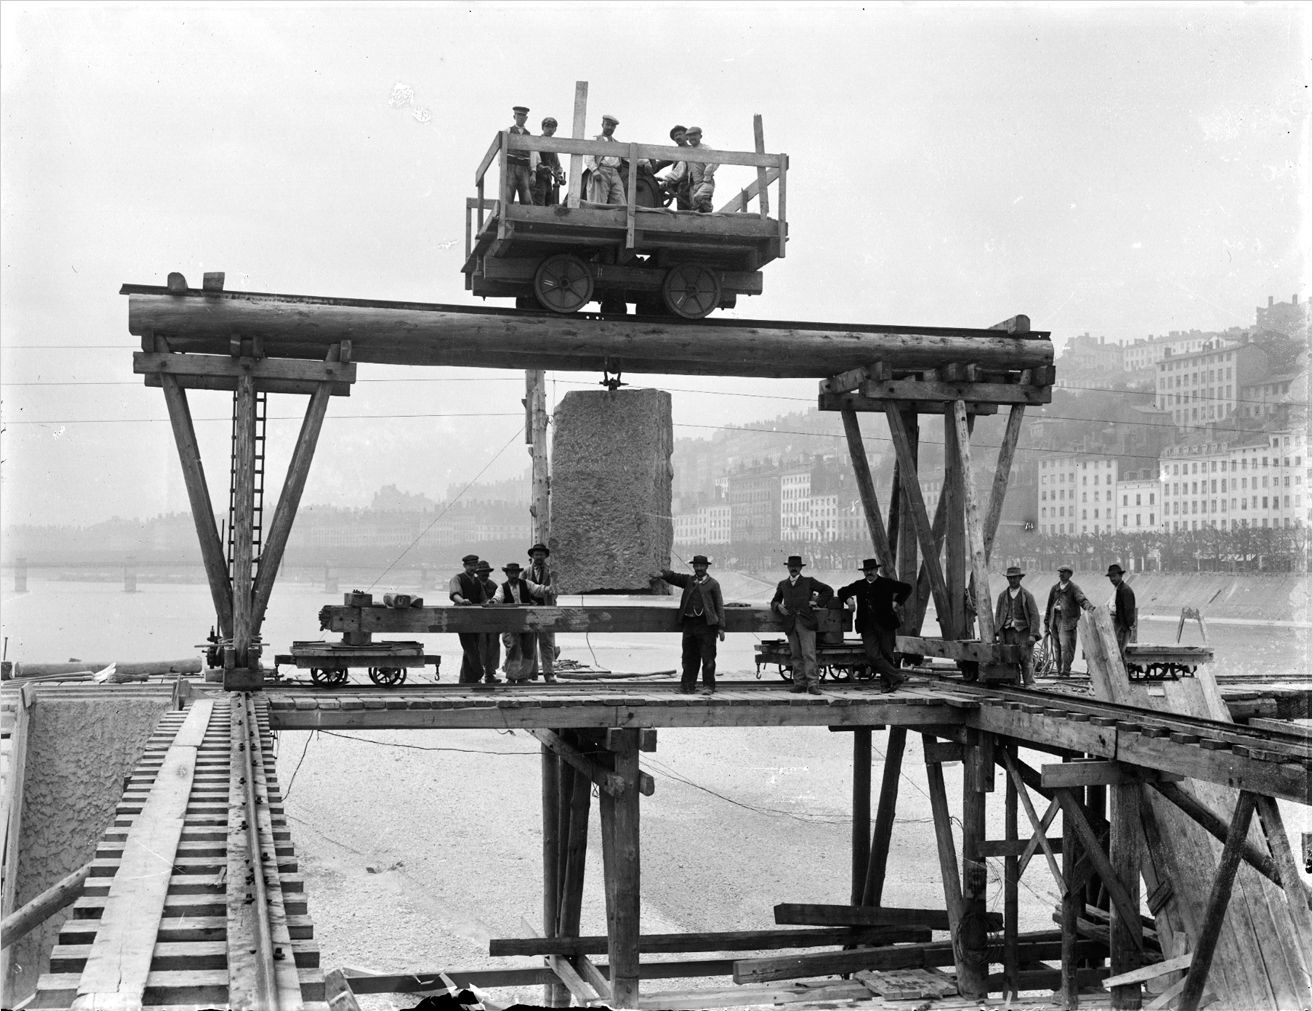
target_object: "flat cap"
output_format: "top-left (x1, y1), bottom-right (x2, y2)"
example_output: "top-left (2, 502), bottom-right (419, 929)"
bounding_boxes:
top-left (542, 116), bottom-right (557, 126)
top-left (512, 105), bottom-right (529, 114)
top-left (461, 553), bottom-right (480, 564)
top-left (601, 113), bottom-right (619, 124)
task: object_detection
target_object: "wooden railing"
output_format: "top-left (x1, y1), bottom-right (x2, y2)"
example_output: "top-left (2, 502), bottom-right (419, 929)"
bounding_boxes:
top-left (471, 130), bottom-right (788, 255)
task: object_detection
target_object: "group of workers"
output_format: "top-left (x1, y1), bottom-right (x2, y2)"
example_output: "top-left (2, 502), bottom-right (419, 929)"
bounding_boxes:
top-left (448, 543), bottom-right (558, 685)
top-left (505, 106), bottom-right (718, 212)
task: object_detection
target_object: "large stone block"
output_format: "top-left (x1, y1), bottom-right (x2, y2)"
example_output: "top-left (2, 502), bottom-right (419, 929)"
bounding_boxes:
top-left (549, 389), bottom-right (673, 594)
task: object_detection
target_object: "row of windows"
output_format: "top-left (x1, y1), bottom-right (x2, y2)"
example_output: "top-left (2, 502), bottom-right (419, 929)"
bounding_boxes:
top-left (1169, 517), bottom-right (1305, 531)
top-left (1166, 455), bottom-right (1301, 475)
top-left (1169, 494), bottom-right (1303, 514)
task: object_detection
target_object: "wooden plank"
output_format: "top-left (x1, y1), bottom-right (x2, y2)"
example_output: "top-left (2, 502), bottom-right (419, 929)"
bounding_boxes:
top-left (135, 351), bottom-right (356, 386)
top-left (540, 740), bottom-right (565, 1007)
top-left (529, 729), bottom-right (653, 797)
top-left (159, 375), bottom-right (234, 636)
top-left (851, 728), bottom-right (872, 906)
top-left (715, 166), bottom-right (781, 214)
top-left (1109, 781), bottom-right (1143, 1009)
top-left (852, 379), bottom-right (1050, 404)
top-left (942, 412), bottom-right (967, 639)
top-left (895, 636), bottom-right (1016, 664)
top-left (507, 131), bottom-right (783, 169)
top-left (625, 142), bottom-right (638, 250)
top-left (841, 409), bottom-right (894, 570)
top-left (922, 741), bottom-right (965, 972)
top-left (954, 400), bottom-right (994, 644)
top-left (1253, 794), bottom-right (1313, 965)
top-left (566, 81), bottom-right (587, 210)
top-left (490, 925), bottom-right (933, 957)
top-left (574, 954), bottom-right (611, 1001)
top-left (601, 729), bottom-right (641, 1009)
top-left (1042, 760), bottom-right (1181, 789)
top-left (72, 702), bottom-right (212, 1008)
top-left (861, 726), bottom-right (905, 906)
top-left (548, 952), bottom-right (600, 1005)
top-left (1104, 951), bottom-right (1193, 989)
top-left (883, 406), bottom-right (951, 633)
top-left (753, 114), bottom-right (770, 219)
top-left (773, 902), bottom-right (988, 932)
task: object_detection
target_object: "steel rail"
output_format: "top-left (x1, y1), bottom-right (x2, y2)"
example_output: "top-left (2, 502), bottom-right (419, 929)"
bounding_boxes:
top-left (238, 692), bottom-right (281, 1009)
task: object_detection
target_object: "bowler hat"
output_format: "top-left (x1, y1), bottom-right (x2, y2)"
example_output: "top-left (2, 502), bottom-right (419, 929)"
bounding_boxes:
top-left (1057, 564), bottom-right (1073, 575)
top-left (502, 562), bottom-right (524, 573)
top-left (784, 555), bottom-right (806, 567)
top-left (691, 554), bottom-right (711, 566)
top-left (461, 553), bottom-right (480, 564)
top-left (1106, 563), bottom-right (1125, 576)
top-left (859, 558), bottom-right (880, 571)
top-left (475, 560), bottom-right (493, 573)
top-left (512, 105), bottom-right (529, 115)
top-left (527, 543), bottom-right (550, 557)
top-left (1005, 565), bottom-right (1025, 578)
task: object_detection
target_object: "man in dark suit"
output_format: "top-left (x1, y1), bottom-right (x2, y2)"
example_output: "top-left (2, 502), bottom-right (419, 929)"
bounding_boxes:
top-left (1044, 564), bottom-right (1094, 677)
top-left (770, 555), bottom-right (834, 694)
top-left (837, 558), bottom-right (911, 692)
top-left (656, 554), bottom-right (725, 695)
top-left (1106, 563), bottom-right (1137, 659)
top-left (994, 565), bottom-right (1041, 685)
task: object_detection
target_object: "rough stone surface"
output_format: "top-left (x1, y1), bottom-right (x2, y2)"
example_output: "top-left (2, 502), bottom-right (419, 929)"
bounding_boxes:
top-left (549, 389), bottom-right (673, 594)
top-left (5, 691), bottom-right (171, 1003)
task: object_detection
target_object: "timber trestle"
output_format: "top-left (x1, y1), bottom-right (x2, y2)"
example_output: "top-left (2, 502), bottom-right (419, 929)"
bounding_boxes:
top-left (29, 695), bottom-right (324, 1010)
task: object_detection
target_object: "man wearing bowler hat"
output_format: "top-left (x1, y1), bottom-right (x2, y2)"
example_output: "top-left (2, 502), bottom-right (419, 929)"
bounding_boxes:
top-left (1044, 564), bottom-right (1094, 677)
top-left (994, 565), bottom-right (1041, 685)
top-left (506, 105), bottom-right (534, 205)
top-left (655, 554), bottom-right (726, 695)
top-left (526, 543), bottom-right (557, 682)
top-left (491, 561), bottom-right (546, 681)
top-left (1106, 564), bottom-right (1137, 659)
top-left (450, 553), bottom-right (499, 684)
top-left (474, 560), bottom-right (501, 681)
top-left (770, 555), bottom-right (834, 694)
top-left (837, 558), bottom-right (912, 692)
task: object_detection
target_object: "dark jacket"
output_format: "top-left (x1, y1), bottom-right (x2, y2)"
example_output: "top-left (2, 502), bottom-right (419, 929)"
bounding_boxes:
top-left (1111, 581), bottom-right (1137, 634)
top-left (661, 570), bottom-right (725, 627)
top-left (450, 570), bottom-right (486, 605)
top-left (770, 575), bottom-right (834, 633)
top-left (837, 575), bottom-right (911, 633)
top-left (1045, 580), bottom-right (1090, 631)
top-left (994, 585), bottom-right (1042, 639)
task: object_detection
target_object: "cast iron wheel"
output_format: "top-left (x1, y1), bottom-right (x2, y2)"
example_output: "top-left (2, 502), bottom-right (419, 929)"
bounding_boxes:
top-left (533, 254), bottom-right (594, 313)
top-left (827, 666), bottom-right (853, 683)
top-left (369, 666), bottom-right (407, 687)
top-left (310, 667), bottom-right (332, 687)
top-left (778, 665), bottom-right (795, 683)
top-left (661, 264), bottom-right (721, 319)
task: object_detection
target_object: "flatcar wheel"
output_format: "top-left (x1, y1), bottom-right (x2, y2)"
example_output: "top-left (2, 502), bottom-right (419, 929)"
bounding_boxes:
top-left (332, 667), bottom-right (350, 685)
top-left (661, 264), bottom-right (721, 319)
top-left (779, 666), bottom-right (794, 683)
top-left (533, 254), bottom-right (594, 313)
top-left (368, 666), bottom-right (407, 687)
top-left (310, 667), bottom-right (332, 687)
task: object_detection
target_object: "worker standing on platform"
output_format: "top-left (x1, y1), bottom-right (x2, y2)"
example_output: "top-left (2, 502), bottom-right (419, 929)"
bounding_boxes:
top-left (586, 114), bottom-right (625, 205)
top-left (1106, 564), bottom-right (1137, 660)
top-left (657, 124), bottom-right (692, 210)
top-left (526, 543), bottom-right (558, 683)
top-left (531, 116), bottom-right (566, 206)
top-left (474, 560), bottom-right (501, 682)
top-left (770, 555), bottom-right (833, 695)
top-left (655, 554), bottom-right (726, 696)
top-left (492, 562), bottom-right (545, 682)
top-left (837, 558), bottom-right (911, 693)
top-left (450, 554), bottom-right (499, 685)
top-left (1043, 564), bottom-right (1094, 677)
top-left (685, 127), bottom-right (717, 213)
top-left (993, 566), bottom-right (1041, 686)
top-left (506, 105), bottom-right (534, 205)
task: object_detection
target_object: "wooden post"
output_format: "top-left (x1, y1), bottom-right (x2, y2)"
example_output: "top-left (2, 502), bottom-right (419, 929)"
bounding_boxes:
top-left (953, 400), bottom-right (994, 643)
top-left (958, 734), bottom-right (989, 997)
top-left (1254, 794), bottom-right (1313, 965)
top-left (557, 757), bottom-right (593, 941)
top-left (601, 728), bottom-right (642, 1008)
top-left (527, 370), bottom-right (550, 544)
top-left (1179, 792), bottom-right (1258, 1011)
top-left (231, 373), bottom-right (258, 669)
top-left (943, 411), bottom-right (966, 638)
top-left (567, 81), bottom-right (587, 209)
top-left (922, 736), bottom-right (965, 985)
top-left (541, 740), bottom-right (566, 1007)
top-left (983, 403), bottom-right (1026, 559)
top-left (884, 406), bottom-right (951, 634)
top-left (862, 726), bottom-right (906, 906)
top-left (851, 728), bottom-right (872, 906)
top-left (841, 409), bottom-right (894, 569)
top-left (160, 374), bottom-right (233, 636)
top-left (1003, 741), bottom-right (1019, 998)
top-left (1109, 782), bottom-right (1143, 1009)
top-left (753, 114), bottom-right (770, 219)
top-left (1060, 801), bottom-right (1081, 1010)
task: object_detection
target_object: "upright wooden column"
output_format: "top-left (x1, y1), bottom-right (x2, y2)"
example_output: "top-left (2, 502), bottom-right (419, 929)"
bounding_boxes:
top-left (600, 729), bottom-right (641, 1008)
top-left (1060, 803), bottom-right (1082, 1010)
top-left (851, 728), bottom-right (872, 905)
top-left (1003, 741), bottom-right (1019, 997)
top-left (1109, 782), bottom-right (1143, 1010)
top-left (231, 374), bottom-right (258, 670)
top-left (958, 735), bottom-right (990, 997)
top-left (541, 741), bottom-right (566, 1007)
top-left (943, 414), bottom-right (966, 638)
top-left (527, 370), bottom-right (550, 544)
top-left (862, 726), bottom-right (906, 906)
top-left (895, 409), bottom-right (918, 590)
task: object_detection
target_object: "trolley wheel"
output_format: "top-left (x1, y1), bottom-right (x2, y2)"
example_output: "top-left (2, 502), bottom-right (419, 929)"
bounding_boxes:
top-left (368, 666), bottom-right (407, 687)
top-left (855, 664), bottom-right (877, 681)
top-left (310, 667), bottom-right (332, 687)
top-left (533, 254), bottom-right (594, 313)
top-left (827, 666), bottom-right (853, 683)
top-left (661, 264), bottom-right (721, 319)
top-left (778, 665), bottom-right (795, 683)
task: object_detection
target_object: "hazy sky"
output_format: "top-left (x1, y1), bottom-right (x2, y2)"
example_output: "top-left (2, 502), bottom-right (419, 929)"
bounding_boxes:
top-left (1, 2), bottom-right (1309, 530)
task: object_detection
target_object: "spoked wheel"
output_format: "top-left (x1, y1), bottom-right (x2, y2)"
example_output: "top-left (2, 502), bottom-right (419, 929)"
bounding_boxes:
top-left (369, 666), bottom-right (408, 687)
top-left (311, 667), bottom-right (348, 687)
top-left (661, 264), bottom-right (721, 319)
top-left (533, 254), bottom-right (594, 313)
top-left (778, 666), bottom-right (795, 683)
top-left (826, 666), bottom-right (854, 683)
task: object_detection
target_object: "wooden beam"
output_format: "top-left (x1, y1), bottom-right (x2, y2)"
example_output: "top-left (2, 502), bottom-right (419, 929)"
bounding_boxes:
top-left (573, 954), bottom-right (612, 1002)
top-left (1003, 742), bottom-right (1020, 998)
top-left (851, 728), bottom-right (872, 906)
top-left (984, 403), bottom-right (1026, 558)
top-left (1104, 952), bottom-right (1193, 990)
top-left (1253, 794), bottom-right (1313, 965)
top-left (716, 166), bottom-right (781, 215)
top-left (854, 378), bottom-right (1050, 404)
top-left (1042, 761), bottom-right (1182, 789)
top-left (231, 374), bottom-right (257, 667)
top-left (0, 861), bottom-right (90, 951)
top-left (491, 925), bottom-right (933, 957)
top-left (599, 729), bottom-right (642, 1009)
top-left (1060, 799), bottom-right (1081, 1010)
top-left (1054, 789), bottom-right (1143, 949)
top-left (841, 409), bottom-right (894, 569)
top-left (861, 727), bottom-right (905, 906)
top-left (1178, 792), bottom-right (1258, 1011)
top-left (774, 902), bottom-right (987, 932)
top-left (540, 739), bottom-right (566, 1007)
top-left (753, 114), bottom-right (770, 219)
top-left (943, 412), bottom-right (967, 639)
top-left (556, 759), bottom-right (593, 942)
top-left (989, 314), bottom-right (1032, 334)
top-left (954, 400), bottom-right (994, 643)
top-left (1109, 781), bottom-right (1143, 1009)
top-left (134, 351), bottom-right (355, 388)
top-left (1002, 750), bottom-right (1064, 891)
top-left (958, 734), bottom-right (990, 996)
top-left (923, 737), bottom-right (965, 973)
top-left (548, 952), bottom-right (601, 1006)
top-left (894, 636), bottom-right (1017, 664)
top-left (529, 729), bottom-right (653, 797)
top-left (159, 375), bottom-right (233, 636)
top-left (567, 81), bottom-right (587, 210)
top-left (883, 406), bottom-right (951, 633)
top-left (125, 287), bottom-right (1056, 378)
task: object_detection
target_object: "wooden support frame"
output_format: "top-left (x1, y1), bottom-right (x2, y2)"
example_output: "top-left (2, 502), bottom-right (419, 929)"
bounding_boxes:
top-left (598, 728), bottom-right (642, 1009)
top-left (884, 406), bottom-right (951, 634)
top-left (530, 729), bottom-right (655, 797)
top-left (861, 726), bottom-right (906, 906)
top-left (953, 400), bottom-right (994, 643)
top-left (1109, 781), bottom-right (1143, 1009)
top-left (840, 409), bottom-right (894, 569)
top-left (850, 728), bottom-right (872, 906)
top-left (921, 733), bottom-right (967, 985)
top-left (1054, 788), bottom-right (1143, 951)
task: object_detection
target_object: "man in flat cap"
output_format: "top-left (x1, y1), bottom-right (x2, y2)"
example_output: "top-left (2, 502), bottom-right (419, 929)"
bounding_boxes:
top-left (586, 114), bottom-right (625, 205)
top-left (491, 561), bottom-right (547, 681)
top-left (526, 542), bottom-right (558, 682)
top-left (1044, 565), bottom-right (1094, 677)
top-left (474, 560), bottom-right (501, 681)
top-left (532, 115), bottom-right (565, 206)
top-left (656, 125), bottom-right (693, 209)
top-left (994, 566), bottom-right (1041, 685)
top-left (1106, 564), bottom-right (1136, 660)
top-left (506, 105), bottom-right (534, 205)
top-left (837, 558), bottom-right (912, 692)
top-left (450, 553), bottom-right (499, 684)
top-left (654, 554), bottom-right (726, 695)
top-left (684, 127), bottom-right (718, 213)
top-left (770, 555), bottom-right (834, 694)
